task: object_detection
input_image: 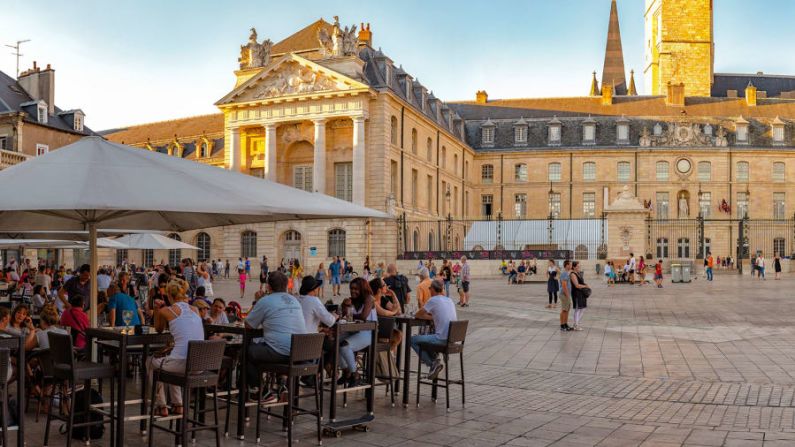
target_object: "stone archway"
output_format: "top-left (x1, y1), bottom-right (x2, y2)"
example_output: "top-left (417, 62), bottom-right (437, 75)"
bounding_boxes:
top-left (279, 140), bottom-right (314, 190)
top-left (280, 230), bottom-right (303, 263)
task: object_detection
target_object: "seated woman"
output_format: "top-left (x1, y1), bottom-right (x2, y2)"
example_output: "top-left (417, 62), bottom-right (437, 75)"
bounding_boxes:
top-left (147, 278), bottom-right (205, 416)
top-left (369, 277), bottom-right (403, 352)
top-left (209, 298), bottom-right (229, 324)
top-left (507, 262), bottom-right (518, 284)
top-left (338, 278), bottom-right (377, 387)
top-left (31, 285), bottom-right (47, 314)
top-left (5, 304), bottom-right (38, 351)
top-left (60, 295), bottom-right (89, 350)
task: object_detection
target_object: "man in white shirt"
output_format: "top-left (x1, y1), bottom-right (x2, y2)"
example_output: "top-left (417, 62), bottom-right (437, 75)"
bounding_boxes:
top-left (628, 253), bottom-right (637, 284)
top-left (412, 279), bottom-right (457, 379)
top-left (296, 276), bottom-right (337, 331)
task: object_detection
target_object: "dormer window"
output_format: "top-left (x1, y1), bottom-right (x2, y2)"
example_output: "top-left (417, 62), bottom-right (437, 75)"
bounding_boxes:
top-left (772, 116), bottom-right (786, 145)
top-left (73, 111), bottom-right (85, 132)
top-left (736, 116), bottom-right (750, 145)
top-left (616, 116), bottom-right (630, 145)
top-left (582, 116), bottom-right (596, 145)
top-left (37, 102), bottom-right (48, 124)
top-left (513, 117), bottom-right (528, 145)
top-left (481, 119), bottom-right (495, 147)
top-left (547, 117), bottom-right (562, 146)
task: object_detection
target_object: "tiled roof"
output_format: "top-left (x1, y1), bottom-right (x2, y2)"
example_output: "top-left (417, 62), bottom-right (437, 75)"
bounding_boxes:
top-left (713, 73), bottom-right (795, 98)
top-left (272, 19), bottom-right (332, 55)
top-left (0, 69), bottom-right (94, 136)
top-left (102, 113), bottom-right (224, 144)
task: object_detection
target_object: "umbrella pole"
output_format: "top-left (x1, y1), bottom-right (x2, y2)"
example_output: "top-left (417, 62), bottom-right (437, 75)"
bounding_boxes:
top-left (89, 222), bottom-right (98, 327)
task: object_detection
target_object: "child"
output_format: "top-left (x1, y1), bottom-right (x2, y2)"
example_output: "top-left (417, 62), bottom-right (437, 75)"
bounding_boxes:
top-left (654, 260), bottom-right (664, 288)
top-left (604, 262), bottom-right (614, 286)
top-left (238, 268), bottom-right (246, 299)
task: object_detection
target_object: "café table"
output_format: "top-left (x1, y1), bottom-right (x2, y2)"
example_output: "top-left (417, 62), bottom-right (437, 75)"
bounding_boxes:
top-left (85, 326), bottom-right (172, 447)
top-left (0, 332), bottom-right (25, 447)
top-left (394, 315), bottom-right (431, 407)
top-left (203, 323), bottom-right (260, 440)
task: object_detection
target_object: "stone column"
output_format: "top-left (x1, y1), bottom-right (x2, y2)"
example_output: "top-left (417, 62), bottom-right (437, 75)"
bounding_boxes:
top-left (228, 127), bottom-right (241, 171)
top-left (352, 116), bottom-right (366, 206)
top-left (603, 185), bottom-right (651, 259)
top-left (264, 124), bottom-right (277, 181)
top-left (312, 119), bottom-right (326, 193)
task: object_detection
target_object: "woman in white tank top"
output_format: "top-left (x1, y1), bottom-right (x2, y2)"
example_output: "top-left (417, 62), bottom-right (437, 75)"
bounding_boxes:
top-left (197, 264), bottom-right (214, 297)
top-left (147, 278), bottom-right (205, 416)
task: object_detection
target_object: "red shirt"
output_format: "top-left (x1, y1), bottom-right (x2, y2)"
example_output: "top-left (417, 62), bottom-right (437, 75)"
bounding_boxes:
top-left (655, 264), bottom-right (663, 275)
top-left (60, 307), bottom-right (89, 349)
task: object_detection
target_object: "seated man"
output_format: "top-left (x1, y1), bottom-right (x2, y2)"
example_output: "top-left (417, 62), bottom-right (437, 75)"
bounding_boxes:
top-left (244, 271), bottom-right (307, 401)
top-left (507, 262), bottom-right (517, 284)
top-left (411, 279), bottom-right (457, 380)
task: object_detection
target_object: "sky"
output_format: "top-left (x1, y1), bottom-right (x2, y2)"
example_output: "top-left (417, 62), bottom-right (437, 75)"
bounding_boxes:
top-left (4, 0), bottom-right (795, 131)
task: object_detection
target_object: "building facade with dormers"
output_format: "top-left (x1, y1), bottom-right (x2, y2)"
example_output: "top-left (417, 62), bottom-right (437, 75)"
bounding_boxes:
top-left (103, 3), bottom-right (795, 269)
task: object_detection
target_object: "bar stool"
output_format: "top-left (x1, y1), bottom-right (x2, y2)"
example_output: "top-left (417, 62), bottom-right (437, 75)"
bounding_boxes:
top-left (147, 339), bottom-right (226, 447)
top-left (254, 333), bottom-right (325, 446)
top-left (374, 317), bottom-right (397, 406)
top-left (415, 320), bottom-right (469, 411)
top-left (0, 348), bottom-right (10, 447)
top-left (43, 332), bottom-right (117, 447)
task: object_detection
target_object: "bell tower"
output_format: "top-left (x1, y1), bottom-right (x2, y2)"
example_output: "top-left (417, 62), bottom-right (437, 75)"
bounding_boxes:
top-left (643, 0), bottom-right (714, 97)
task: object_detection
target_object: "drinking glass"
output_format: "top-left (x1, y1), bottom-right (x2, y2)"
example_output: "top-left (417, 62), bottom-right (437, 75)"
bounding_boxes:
top-left (122, 310), bottom-right (134, 333)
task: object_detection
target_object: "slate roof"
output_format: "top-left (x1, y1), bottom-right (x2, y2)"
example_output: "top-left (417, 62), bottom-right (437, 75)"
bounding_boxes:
top-left (0, 69), bottom-right (94, 136)
top-left (102, 113), bottom-right (224, 145)
top-left (272, 19), bottom-right (332, 56)
top-left (713, 73), bottom-right (795, 98)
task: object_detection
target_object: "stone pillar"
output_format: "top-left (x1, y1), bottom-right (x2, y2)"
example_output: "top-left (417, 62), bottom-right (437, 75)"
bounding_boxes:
top-left (264, 124), bottom-right (277, 181)
top-left (312, 119), bottom-right (326, 193)
top-left (352, 116), bottom-right (366, 206)
top-left (228, 127), bottom-right (241, 171)
top-left (603, 185), bottom-right (650, 259)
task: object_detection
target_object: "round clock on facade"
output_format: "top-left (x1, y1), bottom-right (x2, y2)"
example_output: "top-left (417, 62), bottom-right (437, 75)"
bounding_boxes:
top-left (676, 158), bottom-right (691, 174)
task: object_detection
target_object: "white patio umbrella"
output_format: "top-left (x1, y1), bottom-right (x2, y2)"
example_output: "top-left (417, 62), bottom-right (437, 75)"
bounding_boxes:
top-left (0, 136), bottom-right (388, 324)
top-left (0, 238), bottom-right (127, 249)
top-left (111, 233), bottom-right (199, 250)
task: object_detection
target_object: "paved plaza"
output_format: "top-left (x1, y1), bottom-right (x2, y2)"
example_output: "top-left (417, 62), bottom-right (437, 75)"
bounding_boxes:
top-left (16, 273), bottom-right (795, 446)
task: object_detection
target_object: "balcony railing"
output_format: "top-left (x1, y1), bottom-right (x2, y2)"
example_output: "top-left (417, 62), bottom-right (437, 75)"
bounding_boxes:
top-left (0, 149), bottom-right (31, 169)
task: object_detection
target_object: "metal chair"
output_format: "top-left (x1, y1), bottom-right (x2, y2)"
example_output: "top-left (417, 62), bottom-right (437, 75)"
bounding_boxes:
top-left (415, 320), bottom-right (468, 411)
top-left (0, 348), bottom-right (10, 447)
top-left (147, 339), bottom-right (226, 447)
top-left (254, 333), bottom-right (325, 446)
top-left (374, 317), bottom-right (397, 406)
top-left (43, 332), bottom-right (116, 447)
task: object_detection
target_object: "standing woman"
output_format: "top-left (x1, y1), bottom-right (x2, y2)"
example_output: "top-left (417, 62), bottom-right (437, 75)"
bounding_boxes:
top-left (196, 263), bottom-right (214, 298)
top-left (570, 261), bottom-right (591, 331)
top-left (775, 255), bottom-right (782, 280)
top-left (291, 260), bottom-right (303, 295)
top-left (546, 259), bottom-right (559, 308)
top-left (315, 263), bottom-right (326, 299)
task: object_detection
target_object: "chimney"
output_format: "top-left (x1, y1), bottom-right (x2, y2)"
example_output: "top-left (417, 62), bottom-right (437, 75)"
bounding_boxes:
top-left (601, 83), bottom-right (613, 105)
top-left (475, 90), bottom-right (488, 104)
top-left (745, 82), bottom-right (757, 106)
top-left (357, 23), bottom-right (372, 47)
top-left (666, 82), bottom-right (685, 107)
top-left (18, 62), bottom-right (55, 114)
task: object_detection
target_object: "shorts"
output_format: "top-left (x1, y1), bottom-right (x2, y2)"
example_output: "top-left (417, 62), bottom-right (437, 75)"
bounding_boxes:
top-left (461, 281), bottom-right (470, 293)
top-left (629, 269), bottom-right (635, 274)
top-left (654, 274), bottom-right (663, 280)
top-left (331, 275), bottom-right (341, 285)
top-left (559, 293), bottom-right (572, 311)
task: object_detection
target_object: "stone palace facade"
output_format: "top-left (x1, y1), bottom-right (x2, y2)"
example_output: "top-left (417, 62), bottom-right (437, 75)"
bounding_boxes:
top-left (103, 1), bottom-right (795, 270)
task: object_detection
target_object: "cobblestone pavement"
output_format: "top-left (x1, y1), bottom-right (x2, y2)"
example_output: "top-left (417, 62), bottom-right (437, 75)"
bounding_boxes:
top-left (22, 274), bottom-right (795, 446)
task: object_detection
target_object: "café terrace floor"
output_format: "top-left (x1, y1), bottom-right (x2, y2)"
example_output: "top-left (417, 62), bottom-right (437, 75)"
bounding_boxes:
top-left (17, 272), bottom-right (795, 446)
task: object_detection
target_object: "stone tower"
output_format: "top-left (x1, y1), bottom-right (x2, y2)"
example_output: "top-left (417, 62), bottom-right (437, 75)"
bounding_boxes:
top-left (643, 0), bottom-right (714, 97)
top-left (602, 0), bottom-right (627, 95)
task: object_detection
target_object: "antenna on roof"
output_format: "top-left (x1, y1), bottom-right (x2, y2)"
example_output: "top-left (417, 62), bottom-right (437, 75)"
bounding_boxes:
top-left (5, 39), bottom-right (31, 79)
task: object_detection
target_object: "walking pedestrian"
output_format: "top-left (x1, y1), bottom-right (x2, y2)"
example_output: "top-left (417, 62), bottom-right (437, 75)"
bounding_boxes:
top-left (238, 268), bottom-right (246, 299)
top-left (459, 256), bottom-right (471, 307)
top-left (757, 253), bottom-right (766, 280)
top-left (441, 259), bottom-right (452, 297)
top-left (224, 259), bottom-right (230, 279)
top-left (570, 261), bottom-right (591, 331)
top-left (315, 263), bottom-right (326, 299)
top-left (546, 259), bottom-right (559, 308)
top-left (259, 256), bottom-right (269, 291)
top-left (654, 259), bottom-right (664, 288)
top-left (559, 260), bottom-right (573, 331)
top-left (775, 255), bottom-right (782, 280)
top-left (706, 252), bottom-right (714, 281)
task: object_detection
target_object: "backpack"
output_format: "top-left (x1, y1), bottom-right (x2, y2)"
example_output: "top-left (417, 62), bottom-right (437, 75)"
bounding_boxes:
top-left (68, 388), bottom-right (105, 440)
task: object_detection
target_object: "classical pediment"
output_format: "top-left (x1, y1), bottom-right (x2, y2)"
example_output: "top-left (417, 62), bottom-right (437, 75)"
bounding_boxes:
top-left (216, 53), bottom-right (370, 106)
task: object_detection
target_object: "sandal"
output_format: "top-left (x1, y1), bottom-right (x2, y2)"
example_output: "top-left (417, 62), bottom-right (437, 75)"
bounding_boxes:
top-left (172, 405), bottom-right (183, 415)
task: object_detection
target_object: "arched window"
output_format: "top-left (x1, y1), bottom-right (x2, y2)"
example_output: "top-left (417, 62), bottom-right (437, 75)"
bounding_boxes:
top-left (196, 232), bottom-right (211, 262)
top-left (481, 164), bottom-right (494, 183)
top-left (575, 244), bottom-right (588, 260)
top-left (428, 231), bottom-right (435, 251)
top-left (241, 230), bottom-right (257, 258)
top-left (411, 128), bottom-right (418, 154)
top-left (328, 229), bottom-right (346, 258)
top-left (426, 137), bottom-right (433, 161)
top-left (656, 161), bottom-right (669, 181)
top-left (453, 153), bottom-right (459, 174)
top-left (441, 146), bottom-right (447, 168)
top-left (413, 230), bottom-right (419, 251)
top-left (656, 238), bottom-right (669, 259)
top-left (199, 140), bottom-right (209, 158)
top-left (168, 233), bottom-right (182, 267)
top-left (390, 116), bottom-right (398, 145)
top-left (677, 238), bottom-right (690, 258)
top-left (548, 162), bottom-right (561, 182)
top-left (472, 245), bottom-right (484, 251)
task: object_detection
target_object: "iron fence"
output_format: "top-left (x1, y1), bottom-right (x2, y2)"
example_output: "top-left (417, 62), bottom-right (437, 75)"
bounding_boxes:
top-left (397, 214), bottom-right (607, 260)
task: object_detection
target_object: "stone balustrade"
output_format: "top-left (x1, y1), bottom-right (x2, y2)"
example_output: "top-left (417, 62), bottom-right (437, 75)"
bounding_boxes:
top-left (0, 149), bottom-right (31, 169)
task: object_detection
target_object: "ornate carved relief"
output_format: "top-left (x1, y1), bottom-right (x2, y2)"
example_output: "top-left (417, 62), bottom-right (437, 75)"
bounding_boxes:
top-left (639, 122), bottom-right (723, 147)
top-left (253, 62), bottom-right (345, 99)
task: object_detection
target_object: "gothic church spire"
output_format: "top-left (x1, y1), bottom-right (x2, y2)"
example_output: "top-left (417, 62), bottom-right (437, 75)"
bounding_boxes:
top-left (601, 0), bottom-right (627, 95)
